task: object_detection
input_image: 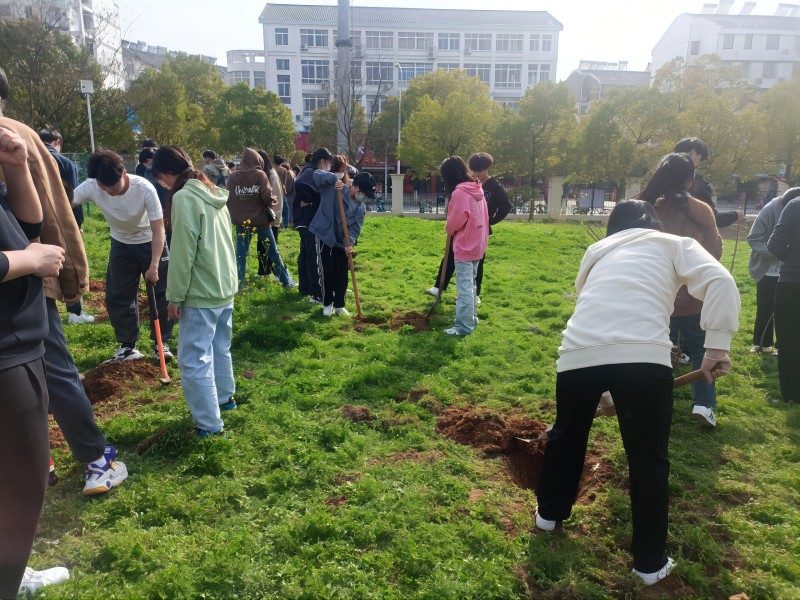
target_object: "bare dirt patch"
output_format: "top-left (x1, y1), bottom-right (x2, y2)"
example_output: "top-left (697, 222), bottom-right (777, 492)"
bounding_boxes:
top-left (341, 404), bottom-right (375, 422)
top-left (325, 495), bottom-right (348, 507)
top-left (390, 311), bottom-right (430, 332)
top-left (81, 279), bottom-right (150, 323)
top-left (82, 360), bottom-right (163, 405)
top-left (241, 370), bottom-right (256, 379)
top-left (394, 387), bottom-right (429, 404)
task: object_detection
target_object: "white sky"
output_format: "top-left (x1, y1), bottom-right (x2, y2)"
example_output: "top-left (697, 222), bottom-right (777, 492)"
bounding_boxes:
top-left (117, 0), bottom-right (797, 81)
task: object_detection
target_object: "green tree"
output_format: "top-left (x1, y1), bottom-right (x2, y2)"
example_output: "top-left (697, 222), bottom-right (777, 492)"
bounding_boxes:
top-left (217, 84), bottom-right (296, 156)
top-left (308, 100), bottom-right (368, 165)
top-left (758, 78), bottom-right (800, 184)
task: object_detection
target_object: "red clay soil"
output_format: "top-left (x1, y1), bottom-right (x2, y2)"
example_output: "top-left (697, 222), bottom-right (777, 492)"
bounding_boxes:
top-left (81, 360), bottom-right (162, 405)
top-left (390, 311), bottom-right (430, 332)
top-left (81, 280), bottom-right (150, 322)
top-left (341, 404), bottom-right (375, 422)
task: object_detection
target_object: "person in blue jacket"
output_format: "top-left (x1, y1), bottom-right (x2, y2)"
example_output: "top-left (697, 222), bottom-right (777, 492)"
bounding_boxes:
top-left (309, 154), bottom-right (373, 316)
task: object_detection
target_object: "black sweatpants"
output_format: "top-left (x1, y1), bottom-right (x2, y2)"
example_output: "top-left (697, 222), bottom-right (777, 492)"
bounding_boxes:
top-left (536, 363), bottom-right (673, 573)
top-left (753, 275), bottom-right (778, 347)
top-left (45, 299), bottom-right (106, 463)
top-left (317, 240), bottom-right (349, 308)
top-left (775, 282), bottom-right (800, 403)
top-left (297, 228), bottom-right (322, 301)
top-left (0, 359), bottom-right (49, 599)
top-left (105, 238), bottom-right (172, 347)
top-left (434, 243), bottom-right (485, 296)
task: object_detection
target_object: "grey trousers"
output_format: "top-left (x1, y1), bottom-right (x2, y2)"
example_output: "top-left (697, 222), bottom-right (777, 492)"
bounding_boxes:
top-left (45, 298), bottom-right (106, 464)
top-left (106, 238), bottom-right (172, 347)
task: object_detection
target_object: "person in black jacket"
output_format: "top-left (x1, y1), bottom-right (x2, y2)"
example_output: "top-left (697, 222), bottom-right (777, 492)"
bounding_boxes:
top-left (426, 152), bottom-right (512, 302)
top-left (674, 138), bottom-right (742, 228)
top-left (768, 195), bottom-right (800, 403)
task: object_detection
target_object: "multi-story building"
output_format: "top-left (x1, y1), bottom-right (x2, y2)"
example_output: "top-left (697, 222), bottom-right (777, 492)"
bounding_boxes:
top-left (257, 3), bottom-right (562, 130)
top-left (0, 0), bottom-right (124, 86)
top-left (226, 50), bottom-right (267, 89)
top-left (651, 1), bottom-right (800, 89)
top-left (122, 39), bottom-right (219, 87)
top-left (565, 60), bottom-right (651, 115)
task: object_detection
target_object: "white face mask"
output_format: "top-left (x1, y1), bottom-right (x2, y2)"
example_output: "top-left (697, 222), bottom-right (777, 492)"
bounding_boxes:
top-left (334, 172), bottom-right (344, 180)
top-left (320, 162), bottom-right (331, 172)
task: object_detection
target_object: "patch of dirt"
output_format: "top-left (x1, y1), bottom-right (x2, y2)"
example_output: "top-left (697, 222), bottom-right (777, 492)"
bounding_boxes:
top-left (468, 489), bottom-right (486, 502)
top-left (48, 415), bottom-right (66, 451)
top-left (394, 387), bottom-right (429, 404)
top-left (80, 279), bottom-right (151, 323)
top-left (81, 361), bottom-right (162, 405)
top-left (333, 472), bottom-right (362, 486)
top-left (241, 370), bottom-right (256, 379)
top-left (281, 315), bottom-right (295, 321)
top-left (341, 404), bottom-right (375, 422)
top-left (637, 576), bottom-right (696, 599)
top-left (368, 450), bottom-right (446, 466)
top-left (390, 311), bottom-right (430, 332)
top-left (136, 427), bottom-right (169, 454)
top-left (325, 495), bottom-right (348, 507)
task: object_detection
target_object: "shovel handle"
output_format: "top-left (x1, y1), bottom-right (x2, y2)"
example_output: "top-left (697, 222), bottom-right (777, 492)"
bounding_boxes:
top-left (673, 363), bottom-right (722, 389)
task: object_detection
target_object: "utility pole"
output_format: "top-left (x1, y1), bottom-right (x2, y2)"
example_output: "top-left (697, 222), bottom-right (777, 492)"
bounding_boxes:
top-left (335, 0), bottom-right (351, 156)
top-left (80, 80), bottom-right (96, 153)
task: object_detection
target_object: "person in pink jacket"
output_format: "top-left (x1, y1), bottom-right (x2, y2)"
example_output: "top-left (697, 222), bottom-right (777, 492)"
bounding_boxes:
top-left (441, 156), bottom-right (489, 335)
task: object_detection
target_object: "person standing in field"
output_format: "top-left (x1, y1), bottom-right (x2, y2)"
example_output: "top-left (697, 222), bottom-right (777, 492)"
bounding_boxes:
top-left (151, 146), bottom-right (238, 437)
top-left (274, 155), bottom-right (295, 229)
top-left (201, 150), bottom-right (230, 187)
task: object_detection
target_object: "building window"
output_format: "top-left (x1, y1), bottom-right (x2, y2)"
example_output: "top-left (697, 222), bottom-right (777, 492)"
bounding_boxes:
top-left (228, 71), bottom-right (248, 85)
top-left (398, 32), bottom-right (434, 50)
top-left (495, 64), bottom-right (522, 88)
top-left (766, 35), bottom-right (780, 50)
top-left (496, 98), bottom-right (519, 112)
top-left (275, 28), bottom-right (288, 46)
top-left (496, 33), bottom-right (524, 52)
top-left (366, 31), bottom-right (393, 49)
top-left (300, 29), bottom-right (328, 47)
top-left (464, 63), bottom-right (491, 84)
top-left (302, 93), bottom-right (330, 118)
top-left (528, 64), bottom-right (539, 85)
top-left (762, 62), bottom-right (777, 78)
top-left (366, 94), bottom-right (384, 118)
top-left (398, 62), bottom-right (433, 82)
top-left (723, 34), bottom-right (734, 49)
top-left (350, 61), bottom-right (362, 81)
top-left (254, 71), bottom-right (266, 89)
top-left (351, 30), bottom-right (361, 44)
top-left (539, 64), bottom-right (551, 82)
top-left (542, 35), bottom-right (553, 52)
top-left (530, 34), bottom-right (540, 51)
top-left (464, 33), bottom-right (492, 51)
top-left (366, 61), bottom-right (392, 85)
top-left (739, 62), bottom-right (751, 78)
top-left (744, 34), bottom-right (753, 49)
top-left (690, 41), bottom-right (700, 55)
top-left (276, 59), bottom-right (290, 71)
top-left (437, 63), bottom-right (460, 72)
top-left (277, 74), bottom-right (291, 104)
top-left (301, 60), bottom-right (329, 84)
top-left (438, 33), bottom-right (460, 50)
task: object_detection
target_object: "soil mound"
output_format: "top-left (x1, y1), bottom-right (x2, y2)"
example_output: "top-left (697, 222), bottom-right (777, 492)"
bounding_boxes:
top-left (390, 311), bottom-right (430, 332)
top-left (82, 361), bottom-right (161, 404)
top-left (341, 404), bottom-right (375, 422)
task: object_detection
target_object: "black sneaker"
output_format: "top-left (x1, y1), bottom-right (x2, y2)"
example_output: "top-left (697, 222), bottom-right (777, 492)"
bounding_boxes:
top-left (219, 397), bottom-right (237, 411)
top-left (104, 345), bottom-right (144, 363)
top-left (154, 344), bottom-right (174, 362)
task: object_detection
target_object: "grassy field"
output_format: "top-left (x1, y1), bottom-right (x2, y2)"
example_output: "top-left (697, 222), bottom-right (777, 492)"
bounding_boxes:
top-left (32, 213), bottom-right (799, 599)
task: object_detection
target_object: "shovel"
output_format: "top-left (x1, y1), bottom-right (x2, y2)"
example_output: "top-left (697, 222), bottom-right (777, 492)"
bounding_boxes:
top-left (147, 281), bottom-right (171, 386)
top-left (336, 186), bottom-right (363, 319)
top-left (426, 234), bottom-right (452, 320)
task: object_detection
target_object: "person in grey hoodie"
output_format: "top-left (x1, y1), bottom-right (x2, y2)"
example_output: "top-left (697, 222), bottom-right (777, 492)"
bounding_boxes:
top-left (202, 150), bottom-right (230, 186)
top-left (746, 187), bottom-right (800, 353)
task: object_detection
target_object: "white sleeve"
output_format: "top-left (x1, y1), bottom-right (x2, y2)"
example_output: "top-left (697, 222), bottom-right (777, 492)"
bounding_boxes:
top-left (72, 180), bottom-right (94, 205)
top-left (673, 237), bottom-right (740, 350)
top-left (141, 180), bottom-right (164, 221)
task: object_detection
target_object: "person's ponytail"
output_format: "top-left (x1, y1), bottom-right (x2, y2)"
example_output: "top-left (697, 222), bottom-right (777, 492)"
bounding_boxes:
top-left (152, 146), bottom-right (214, 226)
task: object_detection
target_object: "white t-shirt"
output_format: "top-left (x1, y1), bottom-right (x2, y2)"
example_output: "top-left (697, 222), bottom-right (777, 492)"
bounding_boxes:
top-left (73, 175), bottom-right (163, 244)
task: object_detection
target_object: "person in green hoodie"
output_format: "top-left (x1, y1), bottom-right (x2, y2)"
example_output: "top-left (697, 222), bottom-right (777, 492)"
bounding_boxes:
top-left (151, 146), bottom-right (238, 437)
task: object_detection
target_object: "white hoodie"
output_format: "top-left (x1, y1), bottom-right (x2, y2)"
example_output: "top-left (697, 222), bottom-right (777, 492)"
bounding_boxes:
top-left (557, 229), bottom-right (740, 373)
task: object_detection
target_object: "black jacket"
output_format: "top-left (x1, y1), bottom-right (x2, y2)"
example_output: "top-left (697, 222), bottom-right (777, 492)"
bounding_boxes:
top-left (292, 164), bottom-right (321, 229)
top-left (692, 173), bottom-right (739, 228)
top-left (768, 197), bottom-right (800, 284)
top-left (483, 177), bottom-right (512, 233)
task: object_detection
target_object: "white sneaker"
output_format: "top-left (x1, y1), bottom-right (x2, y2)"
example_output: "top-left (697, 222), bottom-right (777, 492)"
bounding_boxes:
top-left (476, 296), bottom-right (482, 305)
top-left (334, 307), bottom-right (350, 316)
top-left (153, 344), bottom-right (174, 362)
top-left (83, 459), bottom-right (129, 495)
top-left (68, 312), bottom-right (95, 324)
top-left (632, 557), bottom-right (676, 586)
top-left (772, 348), bottom-right (779, 356)
top-left (426, 287), bottom-right (439, 297)
top-left (535, 510), bottom-right (557, 531)
top-left (18, 566), bottom-right (70, 595)
top-left (307, 297), bottom-right (323, 305)
top-left (322, 304), bottom-right (333, 317)
top-left (761, 346), bottom-right (774, 353)
top-left (443, 328), bottom-right (464, 336)
top-left (104, 346), bottom-right (143, 363)
top-left (691, 405), bottom-right (717, 428)
top-left (750, 345), bottom-right (763, 353)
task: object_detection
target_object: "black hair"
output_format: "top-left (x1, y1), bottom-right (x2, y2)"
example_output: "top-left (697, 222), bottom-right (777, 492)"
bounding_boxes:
top-left (141, 139), bottom-right (157, 149)
top-left (0, 67), bottom-right (9, 101)
top-left (39, 129), bottom-right (63, 145)
top-left (257, 150), bottom-right (273, 172)
top-left (273, 155), bottom-right (285, 166)
top-left (781, 187), bottom-right (800, 207)
top-left (227, 161), bottom-right (236, 170)
top-left (304, 153), bottom-right (313, 165)
top-left (310, 147), bottom-right (333, 167)
top-left (634, 153), bottom-right (695, 205)
top-left (440, 156), bottom-right (473, 197)
top-left (674, 138), bottom-right (709, 161)
top-left (468, 152), bottom-right (493, 172)
top-left (138, 147), bottom-right (156, 165)
top-left (202, 150), bottom-right (216, 160)
top-left (87, 149), bottom-right (125, 187)
top-left (606, 200), bottom-right (663, 236)
top-left (152, 146), bottom-right (214, 226)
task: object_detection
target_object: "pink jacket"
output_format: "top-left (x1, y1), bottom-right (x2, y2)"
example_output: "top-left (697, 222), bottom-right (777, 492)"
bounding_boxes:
top-left (446, 180), bottom-right (489, 261)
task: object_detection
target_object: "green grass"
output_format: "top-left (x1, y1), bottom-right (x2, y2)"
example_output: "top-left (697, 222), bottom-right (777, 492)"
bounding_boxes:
top-left (34, 214), bottom-right (799, 599)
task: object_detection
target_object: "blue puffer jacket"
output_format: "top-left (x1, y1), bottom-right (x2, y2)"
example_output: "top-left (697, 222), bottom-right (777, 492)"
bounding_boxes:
top-left (309, 171), bottom-right (366, 249)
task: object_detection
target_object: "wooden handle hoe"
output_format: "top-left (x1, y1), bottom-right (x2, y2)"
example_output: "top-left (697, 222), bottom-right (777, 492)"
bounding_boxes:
top-left (426, 234), bottom-right (452, 320)
top-left (147, 282), bottom-right (171, 385)
top-left (336, 187), bottom-right (363, 319)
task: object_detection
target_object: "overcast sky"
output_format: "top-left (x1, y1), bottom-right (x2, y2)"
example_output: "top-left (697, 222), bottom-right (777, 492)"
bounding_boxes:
top-left (117, 0), bottom-right (796, 81)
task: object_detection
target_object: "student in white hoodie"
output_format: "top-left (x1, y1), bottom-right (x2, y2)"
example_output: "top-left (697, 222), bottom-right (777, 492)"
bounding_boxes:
top-left (535, 200), bottom-right (740, 586)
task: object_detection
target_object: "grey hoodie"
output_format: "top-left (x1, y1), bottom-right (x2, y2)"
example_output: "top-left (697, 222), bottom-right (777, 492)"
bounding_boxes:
top-left (747, 197), bottom-right (783, 282)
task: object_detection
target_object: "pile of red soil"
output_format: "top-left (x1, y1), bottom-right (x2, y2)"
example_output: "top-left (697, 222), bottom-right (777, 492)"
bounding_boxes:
top-left (390, 311), bottom-right (430, 332)
top-left (81, 361), bottom-right (161, 405)
top-left (341, 404), bottom-right (375, 422)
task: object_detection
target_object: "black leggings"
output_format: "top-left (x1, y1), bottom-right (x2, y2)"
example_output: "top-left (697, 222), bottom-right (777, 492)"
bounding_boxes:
top-left (753, 276), bottom-right (777, 347)
top-left (775, 282), bottom-right (800, 402)
top-left (317, 241), bottom-right (349, 308)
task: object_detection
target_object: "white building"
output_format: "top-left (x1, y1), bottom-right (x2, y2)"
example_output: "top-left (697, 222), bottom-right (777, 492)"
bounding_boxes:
top-left (565, 61), bottom-right (651, 115)
top-left (0, 0), bottom-right (125, 86)
top-left (651, 2), bottom-right (800, 89)
top-left (257, 3), bottom-right (562, 130)
top-left (122, 39), bottom-right (219, 88)
top-left (226, 50), bottom-right (267, 89)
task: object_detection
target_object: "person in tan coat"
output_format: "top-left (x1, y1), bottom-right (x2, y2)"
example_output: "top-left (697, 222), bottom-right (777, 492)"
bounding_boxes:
top-left (636, 152), bottom-right (724, 428)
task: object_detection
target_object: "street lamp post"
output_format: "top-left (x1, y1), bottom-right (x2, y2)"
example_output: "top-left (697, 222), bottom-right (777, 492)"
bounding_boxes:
top-left (80, 80), bottom-right (96, 153)
top-left (395, 62), bottom-right (402, 175)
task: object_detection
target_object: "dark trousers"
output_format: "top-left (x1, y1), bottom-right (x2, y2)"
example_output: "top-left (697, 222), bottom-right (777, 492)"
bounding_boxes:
top-left (317, 240), bottom-right (349, 308)
top-left (297, 228), bottom-right (322, 301)
top-left (753, 276), bottom-right (778, 347)
top-left (45, 299), bottom-right (106, 464)
top-left (0, 359), bottom-right (49, 599)
top-left (537, 363), bottom-right (673, 573)
top-left (435, 243), bottom-right (485, 296)
top-left (105, 238), bottom-right (172, 347)
top-left (775, 282), bottom-right (800, 403)
top-left (264, 226), bottom-right (281, 276)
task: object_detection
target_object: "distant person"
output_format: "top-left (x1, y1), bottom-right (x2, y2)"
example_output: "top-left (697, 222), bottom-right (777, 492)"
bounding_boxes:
top-left (140, 139), bottom-right (157, 149)
top-left (151, 146), bottom-right (238, 437)
top-left (747, 187), bottom-right (800, 353)
top-left (636, 153), bottom-right (723, 427)
top-left (136, 147), bottom-right (155, 178)
top-left (535, 199), bottom-right (738, 587)
top-left (201, 150), bottom-right (230, 186)
top-left (72, 149), bottom-right (173, 362)
top-left (227, 161), bottom-right (236, 173)
top-left (768, 195), bottom-right (800, 404)
top-left (674, 138), bottom-right (742, 228)
top-left (274, 155), bottom-right (295, 228)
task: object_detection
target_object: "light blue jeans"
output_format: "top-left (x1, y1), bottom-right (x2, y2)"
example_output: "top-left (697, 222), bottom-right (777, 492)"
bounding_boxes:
top-left (178, 303), bottom-right (235, 433)
top-left (670, 313), bottom-right (716, 409)
top-left (453, 260), bottom-right (480, 335)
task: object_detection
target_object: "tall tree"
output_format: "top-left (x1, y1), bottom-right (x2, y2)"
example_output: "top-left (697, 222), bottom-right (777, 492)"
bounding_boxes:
top-left (216, 84), bottom-right (296, 156)
top-left (758, 78), bottom-right (800, 185)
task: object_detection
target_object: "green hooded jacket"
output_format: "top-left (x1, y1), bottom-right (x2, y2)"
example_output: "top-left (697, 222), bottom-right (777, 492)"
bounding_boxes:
top-left (167, 179), bottom-right (237, 308)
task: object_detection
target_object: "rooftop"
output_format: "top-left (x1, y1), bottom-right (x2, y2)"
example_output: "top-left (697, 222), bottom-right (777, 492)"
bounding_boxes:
top-left (567, 70), bottom-right (651, 86)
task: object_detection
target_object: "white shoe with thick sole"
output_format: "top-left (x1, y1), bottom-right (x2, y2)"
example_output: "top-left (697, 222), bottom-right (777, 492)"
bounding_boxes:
top-left (426, 287), bottom-right (439, 297)
top-left (322, 304), bottom-right (333, 317)
top-left (334, 307), bottom-right (350, 316)
top-left (18, 566), bottom-right (70, 596)
top-left (104, 346), bottom-right (143, 363)
top-left (632, 557), bottom-right (676, 586)
top-left (83, 459), bottom-right (129, 495)
top-left (692, 405), bottom-right (717, 428)
top-left (535, 510), bottom-right (557, 531)
top-left (68, 312), bottom-right (95, 324)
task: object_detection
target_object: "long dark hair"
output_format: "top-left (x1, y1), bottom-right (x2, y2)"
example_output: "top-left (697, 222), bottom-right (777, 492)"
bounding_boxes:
top-left (151, 146), bottom-right (214, 225)
top-left (606, 200), bottom-right (663, 236)
top-left (257, 149), bottom-right (273, 173)
top-left (634, 153), bottom-right (695, 206)
top-left (440, 156), bottom-right (472, 197)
